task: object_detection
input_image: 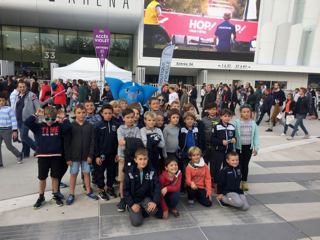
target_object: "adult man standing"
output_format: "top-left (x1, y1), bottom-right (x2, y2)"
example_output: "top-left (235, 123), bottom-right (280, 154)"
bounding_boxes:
top-left (214, 12), bottom-right (236, 52)
top-left (309, 87), bottom-right (318, 119)
top-left (51, 79), bottom-right (57, 92)
top-left (144, 0), bottom-right (173, 48)
top-left (12, 80), bottom-right (39, 157)
top-left (9, 84), bottom-right (19, 107)
top-left (201, 84), bottom-right (216, 118)
top-left (266, 82), bottom-right (286, 132)
top-left (254, 85), bottom-right (262, 120)
top-left (293, 88), bottom-right (300, 102)
top-left (91, 82), bottom-right (100, 113)
top-left (53, 79), bottom-right (67, 111)
top-left (188, 83), bottom-right (199, 115)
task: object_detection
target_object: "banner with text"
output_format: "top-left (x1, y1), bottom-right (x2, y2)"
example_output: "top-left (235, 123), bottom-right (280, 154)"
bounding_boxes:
top-left (93, 29), bottom-right (110, 67)
top-left (158, 45), bottom-right (175, 93)
top-left (143, 0), bottom-right (260, 60)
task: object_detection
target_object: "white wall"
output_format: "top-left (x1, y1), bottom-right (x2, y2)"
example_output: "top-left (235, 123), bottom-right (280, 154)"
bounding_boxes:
top-left (206, 69), bottom-right (308, 90)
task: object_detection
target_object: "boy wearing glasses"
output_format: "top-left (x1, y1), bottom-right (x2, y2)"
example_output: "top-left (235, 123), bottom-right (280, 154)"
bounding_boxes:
top-left (24, 106), bottom-right (72, 209)
top-left (64, 104), bottom-right (98, 204)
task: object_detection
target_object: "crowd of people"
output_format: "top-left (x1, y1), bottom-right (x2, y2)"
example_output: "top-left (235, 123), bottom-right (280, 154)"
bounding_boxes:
top-left (0, 75), bottom-right (318, 227)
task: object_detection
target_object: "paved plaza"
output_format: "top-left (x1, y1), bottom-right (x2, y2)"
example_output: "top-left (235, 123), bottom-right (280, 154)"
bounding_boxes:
top-left (0, 111), bottom-right (320, 240)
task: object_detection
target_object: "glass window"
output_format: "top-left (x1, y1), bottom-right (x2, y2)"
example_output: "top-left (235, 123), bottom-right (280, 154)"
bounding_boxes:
top-left (59, 30), bottom-right (78, 66)
top-left (272, 81), bottom-right (287, 89)
top-left (109, 34), bottom-right (132, 71)
top-left (21, 27), bottom-right (41, 73)
top-left (78, 31), bottom-right (95, 57)
top-left (2, 26), bottom-right (21, 68)
top-left (255, 81), bottom-right (271, 89)
top-left (40, 28), bottom-right (58, 71)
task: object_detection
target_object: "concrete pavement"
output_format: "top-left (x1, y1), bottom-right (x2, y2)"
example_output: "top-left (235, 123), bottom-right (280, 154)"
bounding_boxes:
top-left (0, 109), bottom-right (320, 239)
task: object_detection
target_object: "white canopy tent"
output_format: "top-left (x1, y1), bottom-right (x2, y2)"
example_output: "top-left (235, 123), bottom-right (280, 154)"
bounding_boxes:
top-left (52, 57), bottom-right (132, 89)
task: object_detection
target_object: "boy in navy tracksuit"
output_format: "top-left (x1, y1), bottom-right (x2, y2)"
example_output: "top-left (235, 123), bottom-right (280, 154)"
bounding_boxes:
top-left (216, 152), bottom-right (249, 210)
top-left (24, 107), bottom-right (72, 209)
top-left (95, 104), bottom-right (120, 201)
top-left (123, 148), bottom-right (161, 227)
top-left (211, 109), bottom-right (236, 193)
top-left (178, 112), bottom-right (202, 194)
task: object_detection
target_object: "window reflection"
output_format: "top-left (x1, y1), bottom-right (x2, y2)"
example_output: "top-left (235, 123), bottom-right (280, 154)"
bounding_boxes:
top-left (2, 26), bottom-right (21, 68)
top-left (21, 27), bottom-right (41, 70)
top-left (41, 28), bottom-right (58, 71)
top-left (59, 29), bottom-right (78, 66)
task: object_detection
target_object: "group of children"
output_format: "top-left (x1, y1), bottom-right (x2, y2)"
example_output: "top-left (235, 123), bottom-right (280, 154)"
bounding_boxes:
top-left (0, 91), bottom-right (259, 227)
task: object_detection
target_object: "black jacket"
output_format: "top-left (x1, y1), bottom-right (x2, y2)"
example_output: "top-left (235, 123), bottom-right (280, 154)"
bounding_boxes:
top-left (230, 90), bottom-right (237, 102)
top-left (189, 88), bottom-right (197, 99)
top-left (91, 87), bottom-right (100, 103)
top-left (223, 90), bottom-right (231, 102)
top-left (102, 89), bottom-right (114, 102)
top-left (202, 91), bottom-right (216, 110)
top-left (123, 138), bottom-right (145, 173)
top-left (262, 93), bottom-right (272, 111)
top-left (95, 119), bottom-right (120, 157)
top-left (282, 100), bottom-right (296, 114)
top-left (217, 163), bottom-right (244, 195)
top-left (64, 121), bottom-right (95, 162)
top-left (296, 96), bottom-right (313, 116)
top-left (211, 122), bottom-right (236, 152)
top-left (247, 94), bottom-right (257, 105)
top-left (123, 164), bottom-right (161, 207)
top-left (178, 125), bottom-right (202, 160)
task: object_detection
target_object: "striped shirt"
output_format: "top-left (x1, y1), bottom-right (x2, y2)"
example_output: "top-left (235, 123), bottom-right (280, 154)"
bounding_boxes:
top-left (0, 106), bottom-right (18, 130)
top-left (239, 119), bottom-right (252, 145)
top-left (10, 89), bottom-right (19, 106)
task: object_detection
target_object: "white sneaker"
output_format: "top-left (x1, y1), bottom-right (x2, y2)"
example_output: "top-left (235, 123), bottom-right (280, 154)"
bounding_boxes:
top-left (302, 134), bottom-right (310, 139)
top-left (280, 133), bottom-right (286, 136)
top-left (287, 136), bottom-right (293, 140)
top-left (295, 130), bottom-right (299, 136)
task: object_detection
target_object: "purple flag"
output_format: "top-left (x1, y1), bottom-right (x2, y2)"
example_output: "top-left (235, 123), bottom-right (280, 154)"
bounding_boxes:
top-left (93, 29), bottom-right (110, 67)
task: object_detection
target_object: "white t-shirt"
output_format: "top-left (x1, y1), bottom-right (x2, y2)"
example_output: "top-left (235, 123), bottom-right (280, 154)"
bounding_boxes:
top-left (169, 92), bottom-right (179, 105)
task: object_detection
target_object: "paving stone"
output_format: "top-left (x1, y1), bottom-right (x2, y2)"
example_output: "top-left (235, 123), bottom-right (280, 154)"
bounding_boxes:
top-left (290, 219), bottom-right (320, 238)
top-left (201, 222), bottom-right (306, 240)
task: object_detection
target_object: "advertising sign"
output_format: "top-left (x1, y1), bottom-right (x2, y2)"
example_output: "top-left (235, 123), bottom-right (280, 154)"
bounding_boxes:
top-left (93, 29), bottom-right (110, 67)
top-left (158, 44), bottom-right (175, 93)
top-left (143, 0), bottom-right (260, 61)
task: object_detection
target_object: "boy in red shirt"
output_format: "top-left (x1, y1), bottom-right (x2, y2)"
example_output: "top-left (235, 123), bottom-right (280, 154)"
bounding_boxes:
top-left (156, 156), bottom-right (182, 220)
top-left (185, 146), bottom-right (212, 208)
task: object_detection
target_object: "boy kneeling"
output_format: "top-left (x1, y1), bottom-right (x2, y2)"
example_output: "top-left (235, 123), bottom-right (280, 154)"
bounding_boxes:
top-left (123, 148), bottom-right (161, 226)
top-left (216, 152), bottom-right (249, 211)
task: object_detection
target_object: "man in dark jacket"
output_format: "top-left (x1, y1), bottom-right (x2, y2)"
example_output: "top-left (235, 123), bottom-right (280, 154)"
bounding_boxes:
top-left (308, 87), bottom-right (318, 119)
top-left (287, 87), bottom-right (314, 140)
top-left (254, 85), bottom-right (262, 120)
top-left (123, 148), bottom-right (161, 226)
top-left (256, 89), bottom-right (272, 125)
top-left (222, 85), bottom-right (231, 109)
top-left (266, 82), bottom-right (286, 132)
top-left (90, 83), bottom-right (100, 113)
top-left (201, 84), bottom-right (216, 118)
top-left (188, 83), bottom-right (199, 115)
top-left (229, 86), bottom-right (237, 114)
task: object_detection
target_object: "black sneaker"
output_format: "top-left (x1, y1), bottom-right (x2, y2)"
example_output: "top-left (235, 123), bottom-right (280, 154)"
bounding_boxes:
top-left (216, 197), bottom-right (229, 208)
top-left (180, 187), bottom-right (186, 195)
top-left (170, 208), bottom-right (180, 218)
top-left (142, 210), bottom-right (149, 219)
top-left (53, 194), bottom-right (64, 207)
top-left (265, 119), bottom-right (270, 122)
top-left (117, 198), bottom-right (126, 212)
top-left (98, 189), bottom-right (109, 201)
top-left (106, 187), bottom-right (117, 198)
top-left (265, 128), bottom-right (273, 132)
top-left (83, 185), bottom-right (93, 192)
top-left (33, 197), bottom-right (45, 210)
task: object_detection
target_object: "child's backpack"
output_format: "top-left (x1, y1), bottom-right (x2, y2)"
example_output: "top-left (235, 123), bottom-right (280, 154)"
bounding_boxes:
top-left (123, 137), bottom-right (144, 173)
